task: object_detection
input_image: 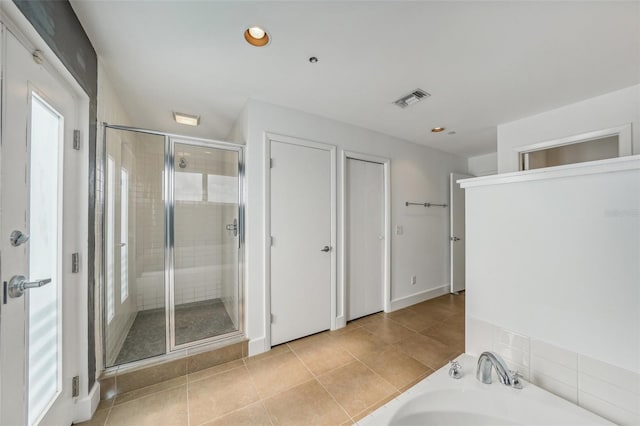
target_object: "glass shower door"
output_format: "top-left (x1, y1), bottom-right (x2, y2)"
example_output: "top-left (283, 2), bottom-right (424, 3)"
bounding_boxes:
top-left (171, 141), bottom-right (241, 347)
top-left (104, 127), bottom-right (166, 367)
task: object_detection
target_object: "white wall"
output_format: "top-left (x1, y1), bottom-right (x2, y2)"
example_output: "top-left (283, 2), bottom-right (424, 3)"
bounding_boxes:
top-left (463, 158), bottom-right (640, 373)
top-left (467, 152), bottom-right (497, 176)
top-left (240, 100), bottom-right (468, 355)
top-left (497, 84), bottom-right (640, 173)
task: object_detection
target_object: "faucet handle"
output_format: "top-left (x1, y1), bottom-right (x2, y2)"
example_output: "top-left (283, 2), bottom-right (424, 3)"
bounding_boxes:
top-left (449, 360), bottom-right (463, 379)
top-left (509, 370), bottom-right (523, 389)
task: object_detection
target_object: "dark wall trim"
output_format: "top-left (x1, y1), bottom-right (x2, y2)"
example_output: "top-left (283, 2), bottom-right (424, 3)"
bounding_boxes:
top-left (13, 0), bottom-right (98, 388)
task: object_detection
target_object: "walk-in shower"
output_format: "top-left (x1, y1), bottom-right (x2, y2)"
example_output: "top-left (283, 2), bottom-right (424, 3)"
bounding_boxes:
top-left (101, 125), bottom-right (243, 368)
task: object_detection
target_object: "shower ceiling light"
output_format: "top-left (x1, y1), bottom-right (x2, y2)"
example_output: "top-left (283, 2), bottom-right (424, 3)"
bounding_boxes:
top-left (244, 26), bottom-right (270, 47)
top-left (173, 112), bottom-right (200, 126)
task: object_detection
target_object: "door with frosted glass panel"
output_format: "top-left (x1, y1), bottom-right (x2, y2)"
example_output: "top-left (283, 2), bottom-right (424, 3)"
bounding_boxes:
top-left (171, 141), bottom-right (241, 348)
top-left (0, 30), bottom-right (81, 426)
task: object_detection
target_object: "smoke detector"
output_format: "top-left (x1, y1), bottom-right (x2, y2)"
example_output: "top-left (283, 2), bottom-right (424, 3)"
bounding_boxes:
top-left (393, 89), bottom-right (431, 108)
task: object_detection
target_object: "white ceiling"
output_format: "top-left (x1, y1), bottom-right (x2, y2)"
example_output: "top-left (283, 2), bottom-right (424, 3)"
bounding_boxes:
top-left (71, 1), bottom-right (640, 157)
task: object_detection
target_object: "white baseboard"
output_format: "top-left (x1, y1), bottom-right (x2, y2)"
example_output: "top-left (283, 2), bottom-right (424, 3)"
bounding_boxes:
top-left (387, 284), bottom-right (450, 312)
top-left (74, 381), bottom-right (100, 423)
top-left (248, 336), bottom-right (267, 357)
top-left (333, 315), bottom-right (346, 330)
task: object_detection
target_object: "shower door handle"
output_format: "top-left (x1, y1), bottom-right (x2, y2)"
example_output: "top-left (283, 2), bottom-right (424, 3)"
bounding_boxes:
top-left (226, 219), bottom-right (238, 237)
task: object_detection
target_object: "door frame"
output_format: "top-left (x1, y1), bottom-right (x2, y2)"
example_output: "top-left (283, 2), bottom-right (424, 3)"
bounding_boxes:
top-left (340, 151), bottom-right (391, 325)
top-left (264, 133), bottom-right (337, 349)
top-left (0, 3), bottom-right (91, 422)
top-left (449, 172), bottom-right (473, 294)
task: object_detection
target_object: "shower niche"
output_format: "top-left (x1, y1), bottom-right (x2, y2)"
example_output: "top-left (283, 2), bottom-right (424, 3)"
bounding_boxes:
top-left (102, 125), bottom-right (243, 368)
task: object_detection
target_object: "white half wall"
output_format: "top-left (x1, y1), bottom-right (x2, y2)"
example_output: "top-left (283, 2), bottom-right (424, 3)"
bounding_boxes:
top-left (497, 84), bottom-right (640, 173)
top-left (462, 156), bottom-right (640, 374)
top-left (241, 100), bottom-right (467, 354)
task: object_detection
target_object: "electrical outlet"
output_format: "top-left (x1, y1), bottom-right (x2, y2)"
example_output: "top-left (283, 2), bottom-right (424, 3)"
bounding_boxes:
top-left (411, 275), bottom-right (417, 285)
top-left (396, 225), bottom-right (404, 235)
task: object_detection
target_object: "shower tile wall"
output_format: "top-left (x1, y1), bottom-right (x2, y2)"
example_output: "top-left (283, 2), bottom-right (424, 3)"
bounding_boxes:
top-left (173, 146), bottom-right (237, 315)
top-left (133, 137), bottom-right (165, 311)
top-left (133, 145), bottom-right (237, 311)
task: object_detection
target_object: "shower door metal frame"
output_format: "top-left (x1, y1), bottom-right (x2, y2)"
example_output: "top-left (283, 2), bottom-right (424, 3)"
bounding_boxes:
top-left (167, 136), bottom-right (245, 352)
top-left (100, 123), bottom-right (245, 370)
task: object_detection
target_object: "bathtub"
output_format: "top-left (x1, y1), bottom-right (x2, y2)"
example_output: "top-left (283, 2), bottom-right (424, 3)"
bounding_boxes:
top-left (358, 354), bottom-right (614, 426)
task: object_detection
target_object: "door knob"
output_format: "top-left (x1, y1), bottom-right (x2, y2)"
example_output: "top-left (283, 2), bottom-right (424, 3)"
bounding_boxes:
top-left (320, 246), bottom-right (331, 252)
top-left (10, 230), bottom-right (29, 247)
top-left (8, 275), bottom-right (52, 298)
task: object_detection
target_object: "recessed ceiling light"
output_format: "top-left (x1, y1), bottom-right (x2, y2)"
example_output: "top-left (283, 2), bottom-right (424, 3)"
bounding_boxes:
top-left (173, 112), bottom-right (200, 127)
top-left (431, 127), bottom-right (446, 133)
top-left (244, 26), bottom-right (270, 47)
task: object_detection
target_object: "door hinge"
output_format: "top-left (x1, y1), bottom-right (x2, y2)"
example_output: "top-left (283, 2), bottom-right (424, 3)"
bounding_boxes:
top-left (73, 129), bottom-right (81, 150)
top-left (72, 375), bottom-right (80, 397)
top-left (72, 252), bottom-right (80, 273)
top-left (270, 236), bottom-right (274, 246)
top-left (270, 158), bottom-right (274, 168)
top-left (270, 313), bottom-right (275, 324)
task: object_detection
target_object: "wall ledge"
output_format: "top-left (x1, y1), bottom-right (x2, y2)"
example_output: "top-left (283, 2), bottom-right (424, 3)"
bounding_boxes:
top-left (459, 155), bottom-right (640, 189)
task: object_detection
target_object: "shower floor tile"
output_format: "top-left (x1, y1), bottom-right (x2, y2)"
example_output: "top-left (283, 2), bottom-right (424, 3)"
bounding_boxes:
top-left (114, 299), bottom-right (236, 365)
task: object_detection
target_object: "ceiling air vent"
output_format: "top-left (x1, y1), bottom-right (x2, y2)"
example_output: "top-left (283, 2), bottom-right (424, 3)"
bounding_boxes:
top-left (393, 89), bottom-right (431, 108)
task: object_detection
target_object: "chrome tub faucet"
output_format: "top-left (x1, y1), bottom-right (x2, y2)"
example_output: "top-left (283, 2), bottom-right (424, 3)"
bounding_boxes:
top-left (476, 351), bottom-right (523, 389)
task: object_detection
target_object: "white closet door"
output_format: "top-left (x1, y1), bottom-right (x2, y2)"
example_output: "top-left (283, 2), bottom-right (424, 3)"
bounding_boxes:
top-left (346, 158), bottom-right (384, 320)
top-left (270, 140), bottom-right (332, 345)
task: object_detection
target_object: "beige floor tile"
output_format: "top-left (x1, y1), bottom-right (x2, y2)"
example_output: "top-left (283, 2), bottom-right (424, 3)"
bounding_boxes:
top-left (116, 358), bottom-right (187, 395)
top-left (317, 361), bottom-right (396, 417)
top-left (384, 309), bottom-right (441, 332)
top-left (203, 402), bottom-right (272, 426)
top-left (404, 302), bottom-right (456, 323)
top-left (290, 336), bottom-right (355, 376)
top-left (399, 370), bottom-right (434, 393)
top-left (114, 376), bottom-right (186, 405)
top-left (359, 347), bottom-right (431, 390)
top-left (421, 321), bottom-right (465, 349)
top-left (349, 313), bottom-right (384, 327)
top-left (447, 313), bottom-right (465, 329)
top-left (245, 351), bottom-right (314, 399)
top-left (264, 380), bottom-right (349, 426)
top-left (97, 398), bottom-right (114, 411)
top-left (361, 320), bottom-right (417, 345)
top-left (327, 321), bottom-right (361, 337)
top-left (75, 408), bottom-right (110, 426)
top-left (106, 386), bottom-right (188, 426)
top-left (286, 331), bottom-right (332, 352)
top-left (395, 333), bottom-right (461, 370)
top-left (187, 342), bottom-right (244, 373)
top-left (188, 366), bottom-right (260, 425)
top-left (99, 377), bottom-right (116, 400)
top-left (331, 328), bottom-right (388, 358)
top-left (244, 344), bottom-right (291, 365)
top-left (351, 391), bottom-right (400, 422)
top-left (188, 359), bottom-right (244, 383)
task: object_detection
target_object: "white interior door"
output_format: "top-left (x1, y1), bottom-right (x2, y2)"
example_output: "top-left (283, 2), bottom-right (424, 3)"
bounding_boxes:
top-left (270, 140), bottom-right (332, 346)
top-left (450, 172), bottom-right (473, 293)
top-left (0, 29), bottom-right (80, 426)
top-left (346, 158), bottom-right (384, 320)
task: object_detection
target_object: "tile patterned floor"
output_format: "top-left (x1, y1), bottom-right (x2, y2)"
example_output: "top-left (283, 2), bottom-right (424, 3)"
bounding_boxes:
top-left (81, 292), bottom-right (464, 426)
